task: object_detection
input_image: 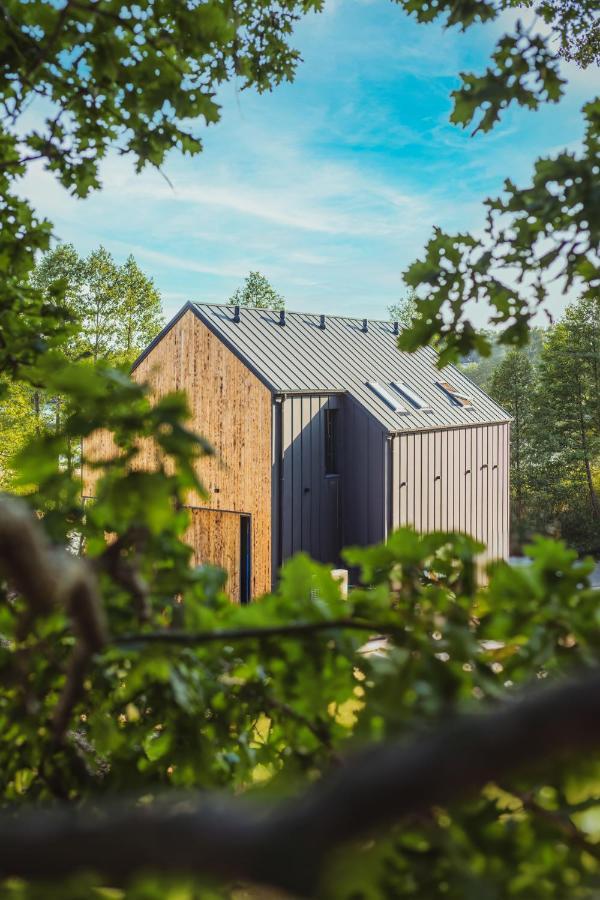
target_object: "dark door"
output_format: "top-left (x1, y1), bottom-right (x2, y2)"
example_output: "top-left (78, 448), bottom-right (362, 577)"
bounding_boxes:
top-left (239, 514), bottom-right (251, 605)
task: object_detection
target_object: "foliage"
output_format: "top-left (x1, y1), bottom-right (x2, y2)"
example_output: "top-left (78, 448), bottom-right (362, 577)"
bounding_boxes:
top-left (387, 288), bottom-right (418, 330)
top-left (528, 299), bottom-right (600, 551)
top-left (489, 349), bottom-right (535, 548)
top-left (0, 0), bottom-right (318, 377)
top-left (228, 271), bottom-right (285, 309)
top-left (481, 296), bottom-right (600, 554)
top-left (0, 245), bottom-right (163, 490)
top-left (0, 0), bottom-right (600, 895)
top-left (3, 477), bottom-right (600, 896)
top-left (511, 0), bottom-right (600, 67)
top-left (396, 3), bottom-right (599, 365)
top-left (0, 380), bottom-right (41, 487)
top-left (31, 244), bottom-right (163, 365)
top-left (459, 327), bottom-right (544, 389)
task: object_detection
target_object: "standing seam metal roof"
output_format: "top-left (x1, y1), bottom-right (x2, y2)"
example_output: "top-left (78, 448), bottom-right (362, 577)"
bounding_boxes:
top-left (185, 303), bottom-right (510, 433)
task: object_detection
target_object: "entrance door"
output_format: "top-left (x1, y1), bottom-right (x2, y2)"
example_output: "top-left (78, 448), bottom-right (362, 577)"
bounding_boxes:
top-left (186, 508), bottom-right (252, 604)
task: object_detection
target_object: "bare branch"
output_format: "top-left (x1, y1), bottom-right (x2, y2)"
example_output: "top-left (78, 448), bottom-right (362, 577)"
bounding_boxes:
top-left (2, 670), bottom-right (600, 894)
top-left (113, 619), bottom-right (394, 647)
top-left (0, 494), bottom-right (107, 740)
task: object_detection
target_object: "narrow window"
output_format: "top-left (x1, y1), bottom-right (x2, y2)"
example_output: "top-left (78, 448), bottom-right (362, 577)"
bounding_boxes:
top-left (325, 408), bottom-right (339, 475)
top-left (240, 515), bottom-right (251, 605)
top-left (436, 380), bottom-right (473, 408)
top-left (367, 381), bottom-right (408, 414)
top-left (390, 381), bottom-right (431, 411)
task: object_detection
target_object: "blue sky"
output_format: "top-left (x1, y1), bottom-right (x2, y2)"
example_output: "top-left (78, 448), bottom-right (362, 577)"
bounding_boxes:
top-left (22, 0), bottom-right (600, 323)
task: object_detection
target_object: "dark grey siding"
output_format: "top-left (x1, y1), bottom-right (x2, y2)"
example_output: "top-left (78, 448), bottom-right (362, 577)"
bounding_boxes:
top-left (278, 394), bottom-right (343, 567)
top-left (342, 397), bottom-right (388, 550)
top-left (389, 422), bottom-right (510, 566)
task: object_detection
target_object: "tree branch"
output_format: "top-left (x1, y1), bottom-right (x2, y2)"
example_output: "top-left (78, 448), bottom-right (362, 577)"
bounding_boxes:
top-left (113, 619), bottom-right (394, 647)
top-left (0, 494), bottom-right (107, 742)
top-left (2, 670), bottom-right (600, 894)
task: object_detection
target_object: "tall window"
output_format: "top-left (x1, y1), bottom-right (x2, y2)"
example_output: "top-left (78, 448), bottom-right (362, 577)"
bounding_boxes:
top-left (325, 408), bottom-right (339, 475)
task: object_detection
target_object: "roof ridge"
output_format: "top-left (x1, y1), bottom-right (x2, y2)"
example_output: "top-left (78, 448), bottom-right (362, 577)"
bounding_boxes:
top-left (192, 301), bottom-right (399, 326)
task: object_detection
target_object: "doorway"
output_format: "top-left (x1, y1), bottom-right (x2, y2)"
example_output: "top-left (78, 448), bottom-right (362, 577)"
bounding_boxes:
top-left (186, 507), bottom-right (252, 604)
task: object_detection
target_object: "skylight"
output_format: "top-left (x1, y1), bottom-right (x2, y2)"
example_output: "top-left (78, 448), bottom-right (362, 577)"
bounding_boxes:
top-left (436, 381), bottom-right (473, 408)
top-left (390, 382), bottom-right (431, 411)
top-left (367, 381), bottom-right (408, 414)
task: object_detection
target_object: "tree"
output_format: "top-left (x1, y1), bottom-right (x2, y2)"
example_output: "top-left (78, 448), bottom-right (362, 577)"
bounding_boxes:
top-left (387, 288), bottom-right (418, 330)
top-left (489, 350), bottom-right (535, 548)
top-left (0, 245), bottom-right (164, 489)
top-left (32, 245), bottom-right (163, 364)
top-left (528, 301), bottom-right (600, 552)
top-left (229, 271), bottom-right (285, 309)
top-left (117, 255), bottom-right (164, 362)
top-left (0, 381), bottom-right (40, 487)
top-left (0, 0), bottom-right (316, 378)
top-left (512, 0), bottom-right (600, 67)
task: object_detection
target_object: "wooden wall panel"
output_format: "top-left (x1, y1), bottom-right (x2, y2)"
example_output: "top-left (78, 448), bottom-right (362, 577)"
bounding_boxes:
top-left (187, 508), bottom-right (241, 603)
top-left (83, 309), bottom-right (272, 599)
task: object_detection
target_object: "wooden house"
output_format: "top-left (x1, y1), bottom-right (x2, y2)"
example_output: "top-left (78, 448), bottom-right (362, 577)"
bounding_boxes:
top-left (83, 302), bottom-right (511, 602)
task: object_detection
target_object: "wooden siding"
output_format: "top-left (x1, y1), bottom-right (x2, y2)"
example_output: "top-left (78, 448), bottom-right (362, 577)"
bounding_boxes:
top-left (187, 507), bottom-right (241, 603)
top-left (389, 422), bottom-right (510, 567)
top-left (83, 309), bottom-right (272, 599)
top-left (279, 394), bottom-right (342, 566)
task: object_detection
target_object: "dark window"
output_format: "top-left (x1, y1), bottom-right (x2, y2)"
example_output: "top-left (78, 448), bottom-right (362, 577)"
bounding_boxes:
top-left (240, 515), bottom-right (251, 605)
top-left (325, 409), bottom-right (339, 475)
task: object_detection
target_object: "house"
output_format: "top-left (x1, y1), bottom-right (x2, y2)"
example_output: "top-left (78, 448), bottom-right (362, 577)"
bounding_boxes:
top-left (83, 302), bottom-right (511, 602)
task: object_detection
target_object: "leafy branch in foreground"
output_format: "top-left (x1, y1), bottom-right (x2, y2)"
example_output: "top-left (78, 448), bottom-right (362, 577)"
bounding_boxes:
top-left (399, 98), bottom-right (599, 365)
top-left (395, 0), bottom-right (599, 364)
top-left (0, 0), bottom-right (321, 376)
top-left (2, 666), bottom-right (600, 895)
top-left (3, 472), bottom-right (600, 895)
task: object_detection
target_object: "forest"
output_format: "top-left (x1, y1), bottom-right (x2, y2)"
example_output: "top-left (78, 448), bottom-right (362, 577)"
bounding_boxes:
top-left (462, 295), bottom-right (600, 555)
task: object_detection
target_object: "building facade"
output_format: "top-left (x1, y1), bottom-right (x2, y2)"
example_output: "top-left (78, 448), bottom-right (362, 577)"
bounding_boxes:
top-left (83, 302), bottom-right (511, 601)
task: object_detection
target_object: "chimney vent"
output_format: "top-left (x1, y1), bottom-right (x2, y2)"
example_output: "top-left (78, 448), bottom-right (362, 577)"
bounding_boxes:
top-left (279, 309), bottom-right (286, 327)
top-left (393, 321), bottom-right (399, 335)
top-left (362, 318), bottom-right (368, 333)
top-left (233, 305), bottom-right (240, 323)
top-left (319, 314), bottom-right (325, 329)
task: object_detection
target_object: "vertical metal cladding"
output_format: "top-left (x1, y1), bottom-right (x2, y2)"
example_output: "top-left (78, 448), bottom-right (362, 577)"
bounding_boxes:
top-left (279, 393), bottom-right (344, 566)
top-left (341, 397), bottom-right (388, 550)
top-left (389, 422), bottom-right (510, 566)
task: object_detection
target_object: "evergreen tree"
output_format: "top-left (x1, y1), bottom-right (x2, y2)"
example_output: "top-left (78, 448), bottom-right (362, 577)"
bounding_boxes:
top-left (489, 350), bottom-right (535, 549)
top-left (530, 306), bottom-right (600, 551)
top-left (229, 271), bottom-right (285, 309)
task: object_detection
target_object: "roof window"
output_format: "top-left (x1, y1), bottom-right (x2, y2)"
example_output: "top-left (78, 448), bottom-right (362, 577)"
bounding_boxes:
top-left (390, 382), bottom-right (431, 411)
top-left (436, 381), bottom-right (473, 408)
top-left (367, 381), bottom-right (408, 414)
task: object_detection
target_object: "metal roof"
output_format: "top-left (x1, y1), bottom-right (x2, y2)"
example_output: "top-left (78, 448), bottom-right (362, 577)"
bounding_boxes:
top-left (192, 303), bottom-right (510, 433)
top-left (134, 302), bottom-right (511, 433)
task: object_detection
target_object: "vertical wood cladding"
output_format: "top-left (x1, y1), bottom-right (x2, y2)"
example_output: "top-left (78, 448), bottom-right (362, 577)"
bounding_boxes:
top-left (187, 507), bottom-right (241, 603)
top-left (83, 310), bottom-right (272, 599)
top-left (389, 422), bottom-right (510, 566)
